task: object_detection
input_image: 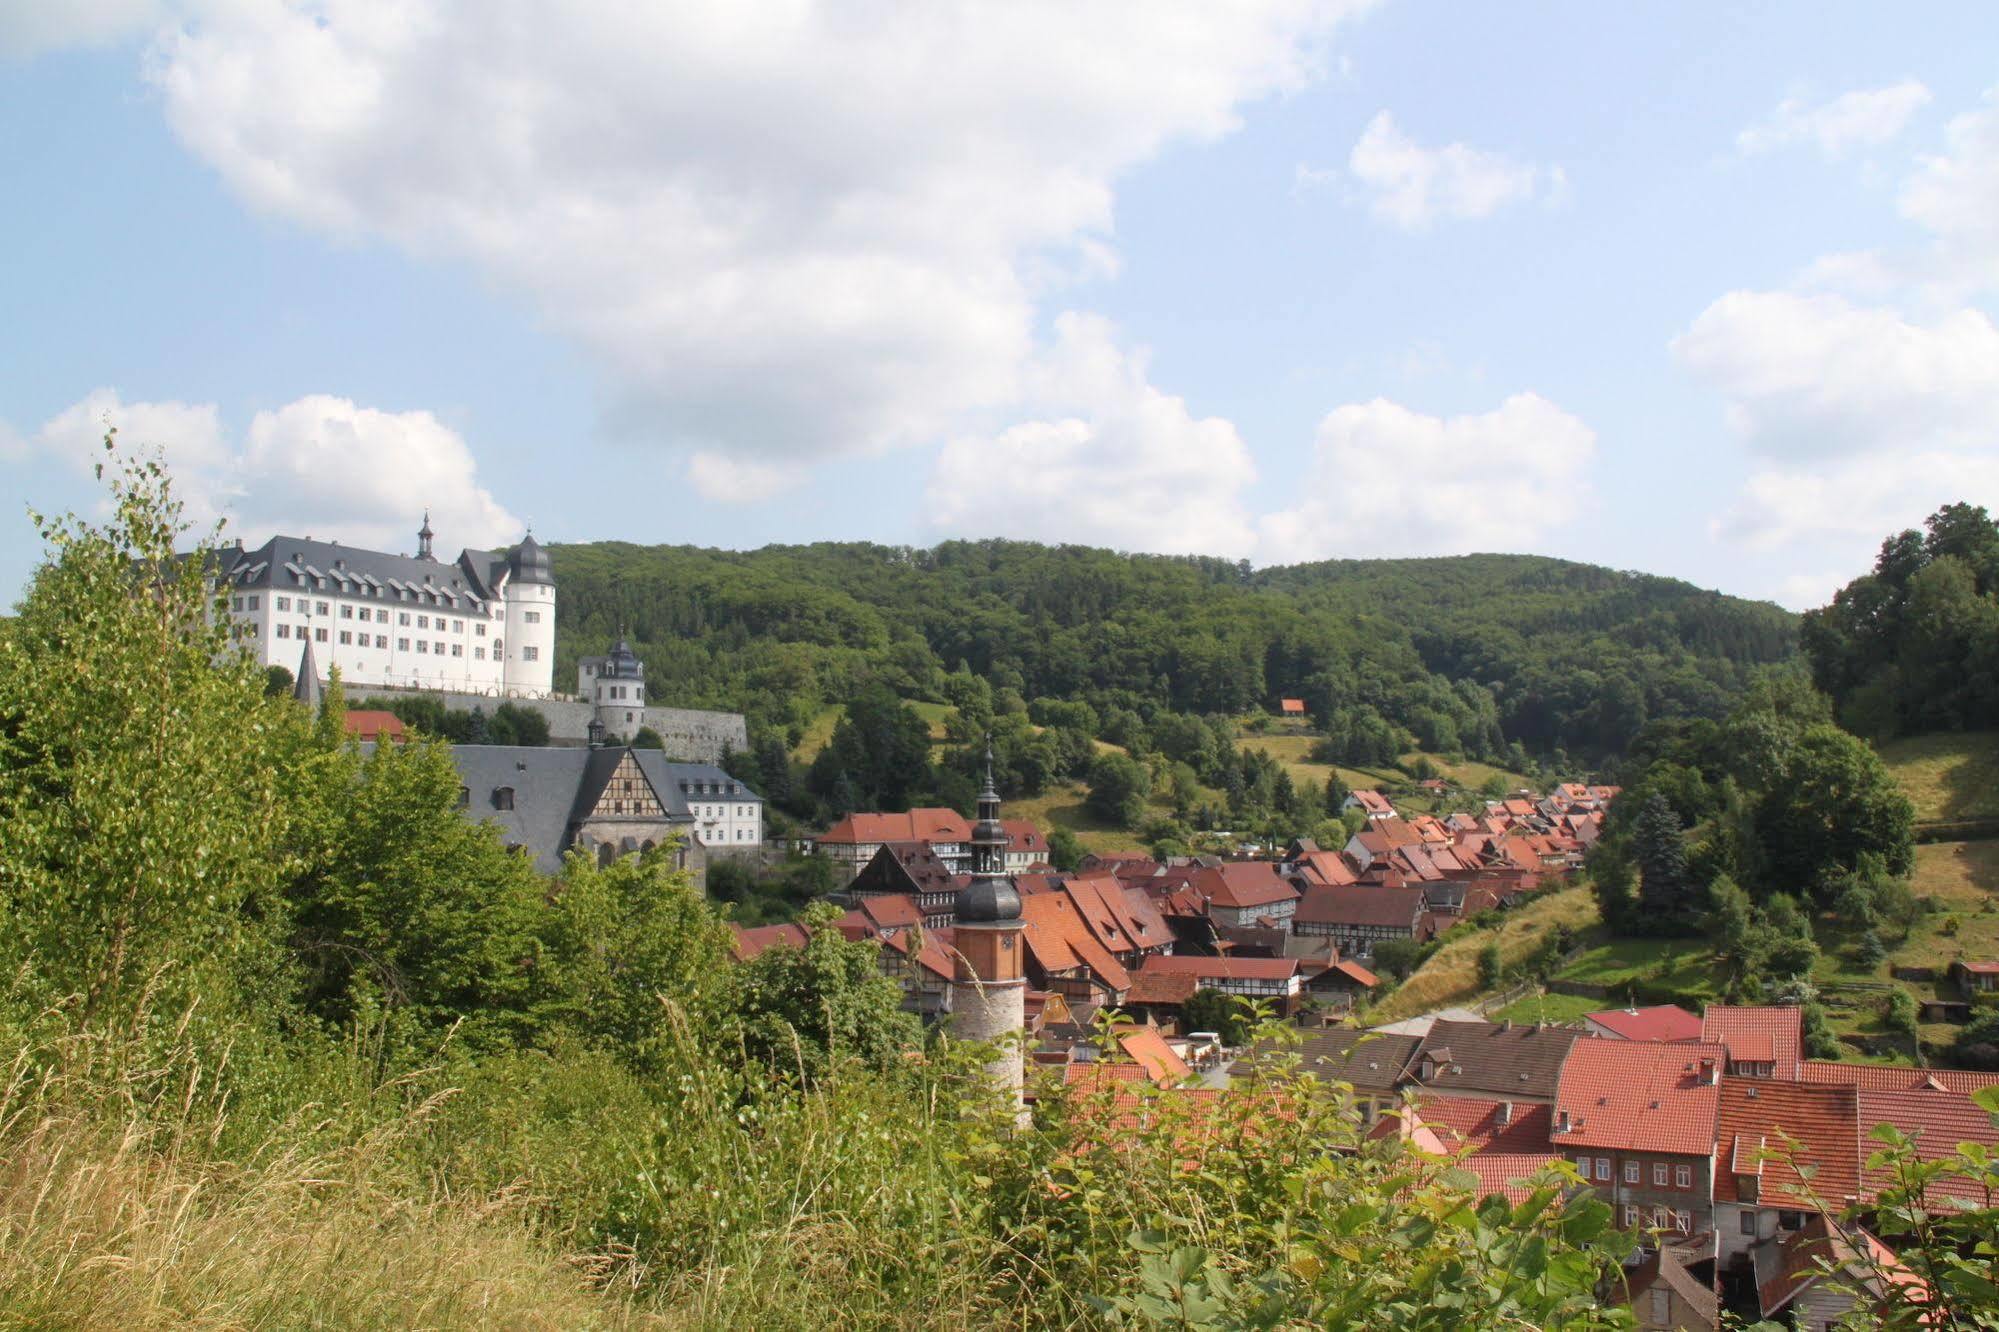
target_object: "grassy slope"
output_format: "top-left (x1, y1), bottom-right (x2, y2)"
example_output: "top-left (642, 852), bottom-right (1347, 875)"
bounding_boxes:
top-left (1876, 731), bottom-right (1999, 823)
top-left (1367, 887), bottom-right (1601, 1024)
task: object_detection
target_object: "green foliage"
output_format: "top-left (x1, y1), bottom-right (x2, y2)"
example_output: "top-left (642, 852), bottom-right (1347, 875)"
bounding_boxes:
top-left (1046, 826), bottom-right (1085, 872)
top-left (722, 907), bottom-right (921, 1081)
top-left (630, 724), bottom-right (665, 749)
top-left (806, 680), bottom-right (934, 814)
top-left (1630, 793), bottom-right (1701, 934)
top-left (1087, 751), bottom-right (1154, 828)
top-left (1371, 937), bottom-right (1432, 982)
top-left (1180, 988), bottom-right (1253, 1045)
top-left (1477, 940), bottom-right (1504, 990)
top-left (363, 694), bottom-right (552, 746)
top-left (1753, 724), bottom-right (1915, 893)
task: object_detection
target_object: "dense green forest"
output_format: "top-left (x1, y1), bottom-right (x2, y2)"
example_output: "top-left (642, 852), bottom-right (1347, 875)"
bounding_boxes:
top-left (1803, 502), bottom-right (1999, 738)
top-left (548, 540), bottom-right (1797, 777)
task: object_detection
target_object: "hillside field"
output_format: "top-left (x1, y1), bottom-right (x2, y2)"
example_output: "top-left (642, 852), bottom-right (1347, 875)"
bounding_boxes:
top-left (1367, 887), bottom-right (1601, 1024)
top-left (1877, 731), bottom-right (1999, 824)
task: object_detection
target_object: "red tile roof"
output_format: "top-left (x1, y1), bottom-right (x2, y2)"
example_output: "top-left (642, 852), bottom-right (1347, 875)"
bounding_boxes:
top-left (342, 709), bottom-right (407, 741)
top-left (1328, 959), bottom-right (1380, 988)
top-left (1114, 1025), bottom-right (1192, 1086)
top-left (730, 921), bottom-right (811, 959)
top-left (1020, 890), bottom-right (1132, 993)
top-left (1405, 1097), bottom-right (1562, 1205)
top-left (1798, 1061), bottom-right (1999, 1094)
top-left (1279, 698), bottom-right (1307, 715)
top-left (1123, 970), bottom-right (1199, 1006)
top-left (1714, 1078), bottom-right (1861, 1208)
top-left (1138, 954), bottom-right (1301, 983)
top-left (1293, 850), bottom-right (1358, 887)
top-left (1551, 1037), bottom-right (1726, 1156)
top-left (1857, 1087), bottom-right (1999, 1204)
top-left (1002, 819), bottom-right (1048, 856)
top-left (1757, 1216), bottom-right (1928, 1320)
top-left (1190, 861), bottom-right (1299, 911)
top-left (819, 808), bottom-right (973, 846)
top-left (1586, 1005), bottom-right (1705, 1043)
top-left (1701, 1005), bottom-right (1803, 1078)
top-left (1351, 789), bottom-right (1396, 816)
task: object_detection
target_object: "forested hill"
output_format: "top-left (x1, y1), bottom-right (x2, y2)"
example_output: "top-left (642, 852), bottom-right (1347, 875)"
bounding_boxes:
top-left (547, 540), bottom-right (1796, 768)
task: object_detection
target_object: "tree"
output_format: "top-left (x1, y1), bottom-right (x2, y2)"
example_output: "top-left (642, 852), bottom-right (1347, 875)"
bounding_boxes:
top-left (1180, 988), bottom-right (1253, 1046)
top-left (1477, 941), bottom-right (1503, 991)
top-left (1754, 724), bottom-right (1915, 894)
top-left (1046, 827), bottom-right (1084, 872)
top-left (632, 725), bottom-right (666, 750)
top-left (808, 682), bottom-right (932, 811)
top-left (1370, 938), bottom-right (1427, 982)
top-left (724, 908), bottom-right (921, 1080)
top-left (1630, 794), bottom-right (1700, 934)
top-left (262, 663), bottom-right (295, 696)
top-left (1085, 751), bottom-right (1152, 828)
top-left (1949, 1011), bottom-right (1999, 1070)
top-left (490, 701), bottom-right (551, 747)
top-left (1588, 844), bottom-right (1638, 934)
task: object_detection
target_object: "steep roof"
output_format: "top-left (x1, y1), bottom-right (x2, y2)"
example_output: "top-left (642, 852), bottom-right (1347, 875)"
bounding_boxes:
top-left (1756, 1216), bottom-right (1927, 1320)
top-left (1714, 1078), bottom-right (1861, 1208)
top-left (1858, 1086), bottom-right (1999, 1204)
top-left (1189, 861), bottom-right (1299, 911)
top-left (850, 840), bottom-right (957, 898)
top-left (731, 922), bottom-right (811, 959)
top-left (1002, 819), bottom-right (1049, 858)
top-left (1114, 1026), bottom-right (1192, 1086)
top-left (1700, 1005), bottom-right (1803, 1078)
top-left (1020, 891), bottom-right (1131, 994)
top-left (1551, 1037), bottom-right (1727, 1156)
top-left (1587, 1005), bottom-right (1704, 1043)
top-left (1294, 882), bottom-right (1426, 930)
top-left (1409, 1020), bottom-right (1584, 1102)
top-left (1392, 1096), bottom-right (1562, 1205)
top-left (1138, 954), bottom-right (1301, 983)
top-left (1291, 1029), bottom-right (1422, 1094)
top-left (1292, 850), bottom-right (1358, 887)
top-left (219, 533), bottom-right (516, 608)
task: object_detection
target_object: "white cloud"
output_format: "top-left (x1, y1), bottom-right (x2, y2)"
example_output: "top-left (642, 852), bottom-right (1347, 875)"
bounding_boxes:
top-left (1341, 111), bottom-right (1563, 230)
top-left (1900, 85), bottom-right (1999, 287)
top-left (0, 0), bottom-right (159, 59)
top-left (1737, 80), bottom-right (1931, 160)
top-left (1257, 392), bottom-right (1595, 562)
top-left (686, 452), bottom-right (797, 504)
top-left (925, 314), bottom-right (1258, 556)
top-left (1712, 451), bottom-right (1999, 560)
top-left (146, 1), bottom-right (1369, 477)
top-left (30, 389), bottom-right (520, 553)
top-left (1672, 290), bottom-right (1999, 459)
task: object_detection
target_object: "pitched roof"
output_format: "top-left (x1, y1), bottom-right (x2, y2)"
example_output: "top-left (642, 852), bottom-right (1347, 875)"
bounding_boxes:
top-left (850, 840), bottom-right (957, 897)
top-left (1798, 1061), bottom-right (1999, 1094)
top-left (1189, 861), bottom-right (1299, 911)
top-left (1550, 1037), bottom-right (1726, 1156)
top-left (1700, 1005), bottom-right (1803, 1078)
top-left (1857, 1086), bottom-right (1999, 1204)
top-left (731, 922), bottom-right (811, 960)
top-left (1138, 954), bottom-right (1301, 983)
top-left (1350, 789), bottom-right (1396, 815)
top-left (1279, 698), bottom-right (1306, 714)
top-left (1328, 960), bottom-right (1380, 988)
top-left (1390, 1096), bottom-right (1562, 1205)
top-left (1064, 874), bottom-right (1161, 956)
top-left (1756, 1215), bottom-right (1927, 1319)
top-left (1626, 1240), bottom-right (1720, 1327)
top-left (1408, 1020), bottom-right (1585, 1102)
top-left (1294, 882), bottom-right (1427, 930)
top-left (1002, 819), bottom-right (1049, 856)
top-left (1292, 850), bottom-right (1358, 887)
top-left (1714, 1078), bottom-right (1862, 1208)
top-left (1123, 970), bottom-right (1199, 1006)
top-left (1020, 890), bottom-right (1132, 994)
top-left (342, 709), bottom-right (407, 740)
top-left (819, 807), bottom-right (973, 846)
top-left (1587, 1004), bottom-right (1705, 1043)
top-left (1114, 1025), bottom-right (1192, 1086)
top-left (1291, 1029), bottom-right (1422, 1094)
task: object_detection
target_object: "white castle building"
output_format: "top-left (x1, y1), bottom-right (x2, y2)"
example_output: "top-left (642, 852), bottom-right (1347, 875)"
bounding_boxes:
top-left (215, 516), bottom-right (557, 697)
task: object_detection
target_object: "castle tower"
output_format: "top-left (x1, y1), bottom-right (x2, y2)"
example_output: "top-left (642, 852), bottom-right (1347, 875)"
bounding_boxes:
top-left (416, 510), bottom-right (436, 561)
top-left (950, 746), bottom-right (1026, 1110)
top-left (501, 531), bottom-right (555, 696)
top-left (590, 634), bottom-right (647, 737)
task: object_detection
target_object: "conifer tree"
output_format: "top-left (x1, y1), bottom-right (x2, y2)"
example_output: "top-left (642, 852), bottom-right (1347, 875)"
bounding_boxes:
top-left (1631, 792), bottom-right (1699, 934)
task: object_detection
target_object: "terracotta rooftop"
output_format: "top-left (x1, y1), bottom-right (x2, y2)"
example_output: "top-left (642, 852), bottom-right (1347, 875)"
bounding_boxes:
top-left (1551, 1037), bottom-right (1727, 1156)
top-left (1114, 1025), bottom-right (1192, 1086)
top-left (1137, 954), bottom-right (1301, 983)
top-left (1756, 1216), bottom-right (1927, 1320)
top-left (1858, 1086), bottom-right (1999, 1204)
top-left (1189, 861), bottom-right (1300, 911)
top-left (1378, 1096), bottom-right (1562, 1205)
top-left (820, 807), bottom-right (973, 846)
top-left (1123, 970), bottom-right (1199, 1006)
top-left (1798, 1061), bottom-right (1999, 1094)
top-left (1700, 1005), bottom-right (1803, 1078)
top-left (1586, 1004), bottom-right (1704, 1043)
top-left (730, 921), bottom-right (811, 960)
top-left (1714, 1078), bottom-right (1861, 1208)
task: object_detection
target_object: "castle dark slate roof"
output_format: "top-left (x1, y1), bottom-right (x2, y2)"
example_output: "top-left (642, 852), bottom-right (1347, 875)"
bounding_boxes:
top-left (508, 533), bottom-right (553, 585)
top-left (441, 745), bottom-right (759, 874)
top-left (215, 534), bottom-right (519, 613)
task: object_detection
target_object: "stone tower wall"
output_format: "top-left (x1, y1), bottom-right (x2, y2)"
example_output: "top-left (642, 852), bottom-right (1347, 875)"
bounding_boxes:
top-left (354, 685), bottom-right (748, 763)
top-left (950, 976), bottom-right (1026, 1101)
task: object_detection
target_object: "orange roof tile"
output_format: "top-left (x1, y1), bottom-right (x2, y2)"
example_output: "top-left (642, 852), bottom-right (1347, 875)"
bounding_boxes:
top-left (1586, 1005), bottom-right (1704, 1043)
top-left (1714, 1078), bottom-right (1861, 1208)
top-left (1700, 1005), bottom-right (1803, 1078)
top-left (1115, 1026), bottom-right (1192, 1086)
top-left (1551, 1037), bottom-right (1726, 1157)
top-left (819, 808), bottom-right (974, 846)
top-left (1190, 861), bottom-right (1300, 911)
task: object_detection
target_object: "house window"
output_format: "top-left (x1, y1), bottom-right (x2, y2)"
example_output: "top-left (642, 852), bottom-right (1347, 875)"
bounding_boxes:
top-left (1623, 1161), bottom-right (1640, 1185)
top-left (523, 646), bottom-right (539, 661)
top-left (493, 787), bottom-right (514, 811)
top-left (1622, 1205), bottom-right (1638, 1227)
top-left (1595, 1159), bottom-right (1610, 1182)
top-left (1653, 1164), bottom-right (1668, 1187)
top-left (277, 596), bottom-right (291, 611)
top-left (248, 595), bottom-right (259, 610)
top-left (1675, 1165), bottom-right (1691, 1189)
top-left (1674, 1211), bottom-right (1689, 1233)
top-left (417, 641), bottom-right (428, 653)
top-left (397, 637), bottom-right (410, 651)
top-left (231, 596), bottom-right (243, 611)
top-left (434, 641), bottom-right (445, 655)
top-left (1739, 1212), bottom-right (1756, 1236)
top-left (375, 635), bottom-right (388, 649)
top-left (315, 601), bottom-right (329, 616)
top-left (451, 644), bottom-right (462, 657)
top-left (475, 647), bottom-right (485, 659)
top-left (417, 615), bottom-right (429, 629)
top-left (476, 623), bottom-right (487, 637)
top-left (314, 628), bottom-right (328, 642)
top-left (457, 786), bottom-right (469, 809)
top-left (277, 624), bottom-right (291, 639)
top-left (340, 604), bottom-right (353, 618)
top-left (339, 631), bottom-right (352, 645)
top-left (399, 613), bottom-right (410, 626)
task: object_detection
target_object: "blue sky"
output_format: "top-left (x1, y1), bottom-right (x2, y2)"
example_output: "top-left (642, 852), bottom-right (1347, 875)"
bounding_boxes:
top-left (5, 2), bottom-right (1999, 610)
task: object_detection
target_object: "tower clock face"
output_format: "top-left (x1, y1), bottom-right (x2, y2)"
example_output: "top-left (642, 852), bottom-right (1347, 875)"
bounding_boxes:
top-left (1002, 935), bottom-right (1014, 950)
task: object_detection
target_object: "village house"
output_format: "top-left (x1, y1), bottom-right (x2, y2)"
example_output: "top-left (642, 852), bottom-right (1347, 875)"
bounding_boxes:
top-left (1291, 882), bottom-right (1427, 956)
top-left (1700, 1006), bottom-right (1803, 1080)
top-left (1374, 1095), bottom-right (1562, 1204)
top-left (1405, 1019), bottom-right (1583, 1105)
top-left (1951, 958), bottom-right (1999, 994)
top-left (1752, 1216), bottom-right (1927, 1329)
top-left (1550, 1037), bottom-right (1727, 1240)
top-left (1586, 1005), bottom-right (1705, 1044)
top-left (1002, 819), bottom-right (1051, 873)
top-left (844, 840), bottom-right (963, 928)
top-left (1135, 954), bottom-right (1305, 1014)
top-left (815, 808), bottom-right (975, 873)
top-left (1188, 861), bottom-right (1301, 929)
top-left (1343, 789), bottom-right (1398, 822)
top-left (1289, 1028), bottom-right (1422, 1126)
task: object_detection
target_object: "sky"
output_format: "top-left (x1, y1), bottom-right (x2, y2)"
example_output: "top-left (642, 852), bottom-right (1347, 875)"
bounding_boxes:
top-left (5, 2), bottom-right (1999, 611)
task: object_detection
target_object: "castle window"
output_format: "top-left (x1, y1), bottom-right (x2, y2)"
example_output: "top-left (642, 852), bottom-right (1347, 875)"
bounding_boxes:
top-left (314, 628), bottom-right (328, 642)
top-left (397, 638), bottom-right (409, 651)
top-left (340, 605), bottom-right (353, 619)
top-left (417, 615), bottom-right (429, 629)
top-left (525, 611), bottom-right (541, 624)
top-left (277, 624), bottom-right (290, 639)
top-left (315, 602), bottom-right (329, 616)
top-left (376, 635), bottom-right (388, 649)
top-left (277, 596), bottom-right (290, 611)
top-left (399, 613), bottom-right (410, 626)
top-left (493, 787), bottom-right (514, 811)
top-left (523, 646), bottom-right (539, 661)
top-left (248, 596), bottom-right (259, 610)
top-left (475, 623), bottom-right (487, 637)
top-left (339, 631), bottom-right (352, 645)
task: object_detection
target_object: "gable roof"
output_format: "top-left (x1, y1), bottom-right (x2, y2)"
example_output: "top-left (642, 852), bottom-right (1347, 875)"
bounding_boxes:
top-left (1137, 954), bottom-right (1301, 983)
top-left (1586, 1004), bottom-right (1704, 1043)
top-left (820, 807), bottom-right (973, 846)
top-left (1020, 891), bottom-right (1132, 994)
top-left (1551, 1037), bottom-right (1726, 1156)
top-left (1294, 882), bottom-right (1427, 930)
top-left (1292, 850), bottom-right (1358, 887)
top-left (1190, 861), bottom-right (1299, 911)
top-left (1290, 1029), bottom-right (1422, 1094)
top-left (1409, 1020), bottom-right (1584, 1102)
top-left (1350, 789), bottom-right (1396, 815)
top-left (1389, 1096), bottom-right (1562, 1205)
top-left (1756, 1215), bottom-right (1927, 1320)
top-left (1857, 1086), bottom-right (1999, 1204)
top-left (851, 840), bottom-right (957, 897)
top-left (1114, 1025), bottom-right (1192, 1086)
top-left (1715, 1078), bottom-right (1861, 1208)
top-left (1700, 1005), bottom-right (1803, 1078)
top-left (731, 922), bottom-right (811, 960)
top-left (1002, 819), bottom-right (1048, 857)
top-left (1798, 1061), bottom-right (1999, 1094)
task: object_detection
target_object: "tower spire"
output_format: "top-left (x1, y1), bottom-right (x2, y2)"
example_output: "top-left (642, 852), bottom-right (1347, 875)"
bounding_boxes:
top-left (417, 509), bottom-right (435, 561)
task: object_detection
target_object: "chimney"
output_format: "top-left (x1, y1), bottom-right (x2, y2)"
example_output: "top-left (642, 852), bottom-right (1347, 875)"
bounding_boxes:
top-left (1699, 1057), bottom-right (1718, 1086)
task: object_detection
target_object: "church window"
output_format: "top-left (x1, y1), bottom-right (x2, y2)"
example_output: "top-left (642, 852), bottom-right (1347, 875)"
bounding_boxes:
top-left (523, 646), bottom-right (539, 661)
top-left (397, 638), bottom-right (410, 651)
top-left (340, 605), bottom-right (353, 619)
top-left (375, 635), bottom-right (388, 649)
top-left (314, 628), bottom-right (328, 642)
top-left (315, 601), bottom-right (329, 616)
top-left (276, 624), bottom-right (291, 639)
top-left (276, 596), bottom-right (291, 611)
top-left (339, 631), bottom-right (352, 645)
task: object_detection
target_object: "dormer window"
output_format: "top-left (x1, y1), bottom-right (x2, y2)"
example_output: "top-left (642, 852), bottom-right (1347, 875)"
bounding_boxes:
top-left (493, 786), bottom-right (515, 811)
